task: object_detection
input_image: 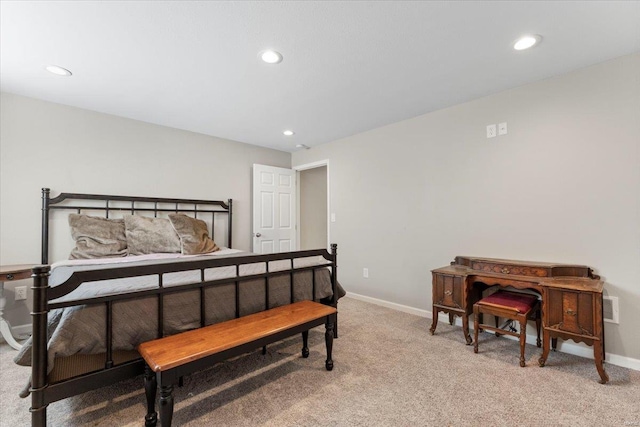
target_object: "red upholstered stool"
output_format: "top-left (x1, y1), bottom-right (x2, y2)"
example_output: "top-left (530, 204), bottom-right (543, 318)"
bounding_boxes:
top-left (473, 291), bottom-right (541, 367)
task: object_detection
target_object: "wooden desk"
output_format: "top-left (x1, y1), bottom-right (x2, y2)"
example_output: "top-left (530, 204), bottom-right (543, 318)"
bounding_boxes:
top-left (430, 256), bottom-right (608, 383)
top-left (0, 264), bottom-right (34, 350)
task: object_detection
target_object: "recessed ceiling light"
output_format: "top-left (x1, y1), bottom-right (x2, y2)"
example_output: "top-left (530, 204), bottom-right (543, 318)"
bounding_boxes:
top-left (260, 50), bottom-right (283, 64)
top-left (296, 144), bottom-right (310, 150)
top-left (45, 65), bottom-right (72, 76)
top-left (283, 130), bottom-right (295, 136)
top-left (513, 35), bottom-right (542, 51)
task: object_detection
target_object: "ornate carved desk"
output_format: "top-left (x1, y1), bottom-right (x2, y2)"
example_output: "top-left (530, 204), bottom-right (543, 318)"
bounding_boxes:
top-left (0, 264), bottom-right (34, 350)
top-left (430, 256), bottom-right (608, 383)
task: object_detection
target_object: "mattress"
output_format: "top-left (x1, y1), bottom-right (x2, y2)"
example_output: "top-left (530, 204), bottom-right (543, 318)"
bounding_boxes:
top-left (15, 249), bottom-right (343, 375)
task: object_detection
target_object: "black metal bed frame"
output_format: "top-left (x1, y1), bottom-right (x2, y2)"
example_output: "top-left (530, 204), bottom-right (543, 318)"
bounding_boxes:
top-left (30, 189), bottom-right (338, 427)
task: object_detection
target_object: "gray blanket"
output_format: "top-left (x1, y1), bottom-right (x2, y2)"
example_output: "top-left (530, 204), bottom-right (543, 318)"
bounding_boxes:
top-left (15, 253), bottom-right (344, 374)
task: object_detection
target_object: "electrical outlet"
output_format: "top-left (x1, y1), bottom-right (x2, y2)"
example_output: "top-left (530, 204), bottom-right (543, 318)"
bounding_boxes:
top-left (603, 296), bottom-right (619, 324)
top-left (486, 124), bottom-right (496, 138)
top-left (363, 268), bottom-right (369, 278)
top-left (498, 122), bottom-right (508, 135)
top-left (15, 286), bottom-right (27, 301)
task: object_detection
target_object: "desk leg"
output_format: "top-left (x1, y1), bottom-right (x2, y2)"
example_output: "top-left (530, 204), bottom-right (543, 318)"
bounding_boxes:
top-left (429, 306), bottom-right (438, 335)
top-left (538, 329), bottom-right (550, 367)
top-left (462, 314), bottom-right (472, 345)
top-left (0, 282), bottom-right (22, 350)
top-left (0, 282), bottom-right (23, 351)
top-left (0, 317), bottom-right (23, 350)
top-left (594, 340), bottom-right (609, 384)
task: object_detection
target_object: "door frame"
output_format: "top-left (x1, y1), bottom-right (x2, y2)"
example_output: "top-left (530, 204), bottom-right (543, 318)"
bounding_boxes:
top-left (293, 159), bottom-right (331, 250)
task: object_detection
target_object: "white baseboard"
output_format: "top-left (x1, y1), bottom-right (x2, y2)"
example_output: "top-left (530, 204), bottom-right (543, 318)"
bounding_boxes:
top-left (346, 292), bottom-right (431, 318)
top-left (345, 292), bottom-right (640, 372)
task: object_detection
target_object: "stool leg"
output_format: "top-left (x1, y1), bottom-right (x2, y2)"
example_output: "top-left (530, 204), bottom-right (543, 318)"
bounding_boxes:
top-left (519, 317), bottom-right (527, 367)
top-left (473, 306), bottom-right (479, 354)
top-left (494, 315), bottom-right (503, 337)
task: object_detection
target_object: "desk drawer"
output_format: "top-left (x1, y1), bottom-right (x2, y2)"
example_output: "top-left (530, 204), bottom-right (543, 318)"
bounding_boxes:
top-left (546, 288), bottom-right (595, 336)
top-left (433, 273), bottom-right (463, 309)
top-left (471, 261), bottom-right (549, 278)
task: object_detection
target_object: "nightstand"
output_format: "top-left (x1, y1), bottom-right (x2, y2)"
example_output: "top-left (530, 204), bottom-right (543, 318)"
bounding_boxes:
top-left (0, 264), bottom-right (34, 350)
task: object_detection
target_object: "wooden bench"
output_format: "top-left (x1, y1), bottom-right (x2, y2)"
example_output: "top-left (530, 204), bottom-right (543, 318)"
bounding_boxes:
top-left (138, 300), bottom-right (338, 427)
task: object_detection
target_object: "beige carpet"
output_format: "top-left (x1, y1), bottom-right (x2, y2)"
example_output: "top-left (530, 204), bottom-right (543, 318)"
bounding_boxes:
top-left (1, 297), bottom-right (639, 426)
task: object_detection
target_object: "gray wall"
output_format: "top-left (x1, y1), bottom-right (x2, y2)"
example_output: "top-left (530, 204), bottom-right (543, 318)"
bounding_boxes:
top-left (292, 54), bottom-right (640, 362)
top-left (299, 166), bottom-right (327, 250)
top-left (0, 92), bottom-right (290, 330)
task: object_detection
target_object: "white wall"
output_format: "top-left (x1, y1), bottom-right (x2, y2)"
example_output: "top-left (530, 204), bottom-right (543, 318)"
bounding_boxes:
top-left (293, 54), bottom-right (640, 362)
top-left (0, 92), bottom-right (290, 328)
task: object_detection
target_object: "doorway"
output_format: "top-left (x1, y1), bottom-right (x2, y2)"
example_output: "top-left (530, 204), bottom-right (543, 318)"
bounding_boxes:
top-left (294, 160), bottom-right (330, 250)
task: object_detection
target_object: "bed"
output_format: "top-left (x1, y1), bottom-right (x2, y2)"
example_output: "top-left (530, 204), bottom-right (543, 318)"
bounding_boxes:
top-left (18, 189), bottom-right (343, 427)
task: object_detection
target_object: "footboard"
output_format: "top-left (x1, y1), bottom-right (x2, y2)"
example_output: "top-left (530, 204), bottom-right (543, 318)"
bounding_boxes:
top-left (29, 246), bottom-right (338, 427)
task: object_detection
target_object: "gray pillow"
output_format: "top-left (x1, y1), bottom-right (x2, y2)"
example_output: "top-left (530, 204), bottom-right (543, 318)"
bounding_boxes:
top-left (68, 214), bottom-right (128, 259)
top-left (168, 213), bottom-right (220, 255)
top-left (123, 215), bottom-right (181, 255)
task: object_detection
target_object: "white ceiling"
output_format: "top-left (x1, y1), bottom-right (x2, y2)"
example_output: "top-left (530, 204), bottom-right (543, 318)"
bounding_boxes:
top-left (2, 1), bottom-right (639, 152)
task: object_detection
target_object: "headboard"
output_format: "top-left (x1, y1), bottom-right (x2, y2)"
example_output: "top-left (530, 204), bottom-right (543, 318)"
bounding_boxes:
top-left (41, 188), bottom-right (232, 264)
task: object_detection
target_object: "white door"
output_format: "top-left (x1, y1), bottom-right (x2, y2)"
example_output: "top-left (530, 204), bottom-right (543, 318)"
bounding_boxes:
top-left (252, 164), bottom-right (297, 254)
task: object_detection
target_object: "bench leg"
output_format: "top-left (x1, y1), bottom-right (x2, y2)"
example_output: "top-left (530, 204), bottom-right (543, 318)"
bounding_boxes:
top-left (320, 299), bottom-right (338, 338)
top-left (159, 385), bottom-right (174, 427)
top-left (302, 331), bottom-right (309, 358)
top-left (144, 366), bottom-right (158, 427)
top-left (325, 317), bottom-right (334, 371)
top-left (333, 316), bottom-right (338, 339)
top-left (262, 346), bottom-right (267, 355)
